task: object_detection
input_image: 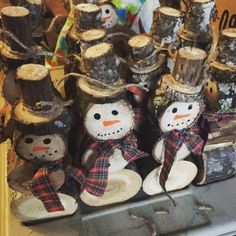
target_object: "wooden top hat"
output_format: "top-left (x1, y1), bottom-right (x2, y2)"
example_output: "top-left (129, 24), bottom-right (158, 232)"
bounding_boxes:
top-left (12, 64), bottom-right (72, 127)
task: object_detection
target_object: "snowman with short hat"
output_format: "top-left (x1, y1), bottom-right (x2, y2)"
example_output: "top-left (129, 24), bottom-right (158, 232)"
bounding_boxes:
top-left (76, 42), bottom-right (148, 206)
top-left (9, 64), bottom-right (86, 222)
top-left (143, 46), bottom-right (208, 197)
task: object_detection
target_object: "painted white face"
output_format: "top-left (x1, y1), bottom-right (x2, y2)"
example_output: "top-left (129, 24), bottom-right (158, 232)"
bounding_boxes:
top-left (85, 100), bottom-right (134, 140)
top-left (16, 133), bottom-right (66, 162)
top-left (101, 4), bottom-right (118, 28)
top-left (159, 102), bottom-right (200, 132)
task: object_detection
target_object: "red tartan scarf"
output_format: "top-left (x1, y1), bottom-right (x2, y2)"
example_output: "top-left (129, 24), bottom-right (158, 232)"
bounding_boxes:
top-left (159, 122), bottom-right (204, 194)
top-left (29, 159), bottom-right (86, 212)
top-left (82, 132), bottom-right (148, 196)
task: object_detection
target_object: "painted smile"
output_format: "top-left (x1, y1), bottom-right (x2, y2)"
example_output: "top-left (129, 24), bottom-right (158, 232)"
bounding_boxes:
top-left (97, 128), bottom-right (123, 137)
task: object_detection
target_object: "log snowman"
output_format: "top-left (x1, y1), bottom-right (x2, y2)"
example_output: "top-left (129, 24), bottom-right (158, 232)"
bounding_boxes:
top-left (143, 46), bottom-right (208, 196)
top-left (8, 64), bottom-right (86, 223)
top-left (76, 42), bottom-right (147, 206)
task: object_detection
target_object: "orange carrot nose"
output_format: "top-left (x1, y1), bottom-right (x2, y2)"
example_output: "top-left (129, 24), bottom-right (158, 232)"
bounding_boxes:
top-left (174, 114), bottom-right (190, 120)
top-left (103, 120), bottom-right (120, 127)
top-left (102, 16), bottom-right (111, 20)
top-left (32, 146), bottom-right (50, 152)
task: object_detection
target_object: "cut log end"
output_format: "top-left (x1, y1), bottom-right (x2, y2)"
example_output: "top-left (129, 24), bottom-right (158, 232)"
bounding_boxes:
top-left (84, 42), bottom-right (112, 59)
top-left (79, 29), bottom-right (106, 43)
top-left (128, 35), bottom-right (152, 49)
top-left (159, 7), bottom-right (182, 17)
top-left (76, 3), bottom-right (100, 13)
top-left (26, 0), bottom-right (42, 5)
top-left (178, 47), bottom-right (207, 60)
top-left (1, 6), bottom-right (29, 17)
top-left (193, 0), bottom-right (214, 3)
top-left (17, 64), bottom-right (48, 81)
top-left (221, 28), bottom-right (236, 38)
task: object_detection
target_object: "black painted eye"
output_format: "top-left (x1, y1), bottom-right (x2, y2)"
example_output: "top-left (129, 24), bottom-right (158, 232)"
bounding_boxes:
top-left (43, 138), bottom-right (51, 144)
top-left (172, 108), bottom-right (177, 113)
top-left (188, 104), bottom-right (193, 110)
top-left (25, 138), bottom-right (33, 144)
top-left (105, 9), bottom-right (110, 14)
top-left (112, 110), bottom-right (118, 115)
top-left (94, 113), bottom-right (101, 120)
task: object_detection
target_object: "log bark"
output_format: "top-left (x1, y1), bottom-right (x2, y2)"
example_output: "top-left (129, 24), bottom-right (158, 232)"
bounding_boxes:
top-left (1, 6), bottom-right (35, 52)
top-left (215, 28), bottom-right (236, 67)
top-left (151, 7), bottom-right (183, 47)
top-left (193, 142), bottom-right (236, 185)
top-left (83, 42), bottom-right (119, 83)
top-left (173, 46), bottom-right (207, 87)
top-left (183, 0), bottom-right (215, 41)
top-left (128, 35), bottom-right (154, 61)
top-left (10, 0), bottom-right (44, 40)
top-left (74, 3), bottom-right (102, 32)
top-left (66, 27), bottom-right (81, 54)
top-left (16, 64), bottom-right (54, 111)
top-left (159, 0), bottom-right (181, 9)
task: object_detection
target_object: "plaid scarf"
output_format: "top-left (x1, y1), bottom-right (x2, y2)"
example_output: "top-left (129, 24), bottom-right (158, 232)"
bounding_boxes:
top-left (83, 132), bottom-right (148, 196)
top-left (29, 159), bottom-right (86, 212)
top-left (203, 112), bottom-right (236, 123)
top-left (160, 122), bottom-right (204, 194)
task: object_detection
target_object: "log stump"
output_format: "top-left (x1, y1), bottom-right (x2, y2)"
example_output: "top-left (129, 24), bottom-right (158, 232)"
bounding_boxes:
top-left (151, 7), bottom-right (183, 47)
top-left (83, 42), bottom-right (119, 83)
top-left (173, 46), bottom-right (207, 87)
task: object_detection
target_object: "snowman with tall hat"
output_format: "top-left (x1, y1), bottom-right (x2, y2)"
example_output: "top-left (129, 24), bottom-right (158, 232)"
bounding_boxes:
top-left (143, 46), bottom-right (208, 197)
top-left (76, 42), bottom-right (148, 206)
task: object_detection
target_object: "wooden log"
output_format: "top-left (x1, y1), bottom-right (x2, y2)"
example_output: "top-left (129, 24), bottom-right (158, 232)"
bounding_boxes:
top-left (151, 7), bottom-right (183, 47)
top-left (207, 60), bottom-right (236, 83)
top-left (193, 142), bottom-right (236, 185)
top-left (9, 0), bottom-right (44, 40)
top-left (74, 3), bottom-right (102, 32)
top-left (128, 35), bottom-right (154, 61)
top-left (183, 0), bottom-right (215, 41)
top-left (66, 27), bottom-right (81, 54)
top-left (159, 0), bottom-right (181, 9)
top-left (83, 42), bottom-right (119, 83)
top-left (173, 46), bottom-right (207, 87)
top-left (215, 28), bottom-right (236, 67)
top-left (206, 117), bottom-right (236, 145)
top-left (1, 6), bottom-right (34, 52)
top-left (79, 28), bottom-right (106, 53)
top-left (16, 64), bottom-right (54, 111)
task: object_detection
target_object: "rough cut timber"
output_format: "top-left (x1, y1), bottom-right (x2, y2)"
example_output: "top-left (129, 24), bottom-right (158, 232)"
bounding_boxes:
top-left (159, 0), bottom-right (181, 9)
top-left (1, 6), bottom-right (34, 52)
top-left (182, 0), bottom-right (215, 41)
top-left (128, 35), bottom-right (154, 61)
top-left (83, 42), bottom-right (119, 83)
top-left (151, 7), bottom-right (183, 46)
top-left (215, 28), bottom-right (236, 67)
top-left (74, 3), bottom-right (102, 32)
top-left (173, 46), bottom-right (207, 87)
top-left (16, 64), bottom-right (54, 111)
top-left (194, 142), bottom-right (236, 185)
top-left (9, 0), bottom-right (43, 39)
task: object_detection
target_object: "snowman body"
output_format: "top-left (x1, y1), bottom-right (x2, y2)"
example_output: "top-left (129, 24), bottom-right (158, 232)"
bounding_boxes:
top-left (83, 100), bottom-right (134, 172)
top-left (153, 101), bottom-right (201, 163)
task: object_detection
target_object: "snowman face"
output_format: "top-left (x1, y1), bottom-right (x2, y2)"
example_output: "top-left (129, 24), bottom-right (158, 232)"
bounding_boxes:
top-left (101, 4), bottom-right (118, 28)
top-left (85, 100), bottom-right (134, 140)
top-left (159, 102), bottom-right (200, 132)
top-left (16, 133), bottom-right (66, 162)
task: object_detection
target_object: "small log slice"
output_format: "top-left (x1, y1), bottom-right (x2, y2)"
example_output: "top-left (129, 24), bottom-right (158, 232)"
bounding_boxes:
top-left (173, 46), bottom-right (207, 87)
top-left (1, 6), bottom-right (34, 52)
top-left (194, 142), bottom-right (236, 185)
top-left (128, 35), bottom-right (154, 61)
top-left (74, 3), bottom-right (102, 32)
top-left (215, 28), bottom-right (236, 67)
top-left (151, 7), bottom-right (183, 46)
top-left (83, 42), bottom-right (119, 83)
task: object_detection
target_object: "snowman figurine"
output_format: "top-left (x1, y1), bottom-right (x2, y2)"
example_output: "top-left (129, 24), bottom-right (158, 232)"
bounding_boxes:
top-left (100, 2), bottom-right (118, 28)
top-left (143, 75), bottom-right (202, 195)
top-left (77, 76), bottom-right (147, 206)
